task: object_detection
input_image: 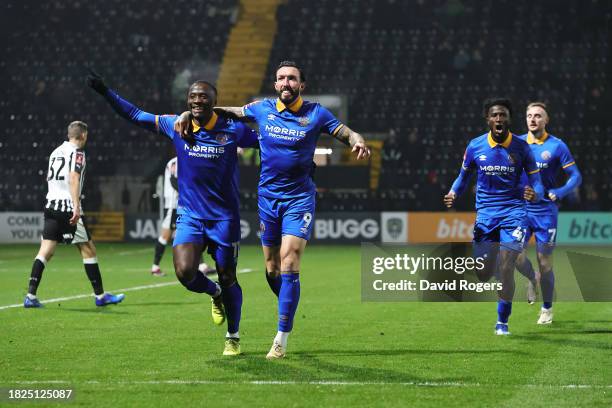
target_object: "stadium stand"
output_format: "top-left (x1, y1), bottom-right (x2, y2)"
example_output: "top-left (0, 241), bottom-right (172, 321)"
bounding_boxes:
top-left (1, 0), bottom-right (610, 211)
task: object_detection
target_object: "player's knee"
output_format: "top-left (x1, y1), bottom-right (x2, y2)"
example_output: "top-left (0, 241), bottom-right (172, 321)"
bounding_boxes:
top-left (516, 251), bottom-right (527, 266)
top-left (217, 267), bottom-right (237, 288)
top-left (173, 260), bottom-right (195, 284)
top-left (160, 228), bottom-right (172, 241)
top-left (280, 255), bottom-right (300, 272)
top-left (79, 241), bottom-right (97, 258)
top-left (538, 256), bottom-right (553, 274)
top-left (38, 251), bottom-right (54, 262)
top-left (265, 260), bottom-right (280, 274)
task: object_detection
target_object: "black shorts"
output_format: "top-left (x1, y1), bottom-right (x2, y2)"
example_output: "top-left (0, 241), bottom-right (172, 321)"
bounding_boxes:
top-left (42, 209), bottom-right (91, 244)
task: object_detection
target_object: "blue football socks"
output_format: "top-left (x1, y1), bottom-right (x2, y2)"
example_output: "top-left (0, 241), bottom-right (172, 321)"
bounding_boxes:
top-left (541, 270), bottom-right (555, 309)
top-left (497, 299), bottom-right (512, 324)
top-left (278, 272), bottom-right (300, 332)
top-left (222, 281), bottom-right (243, 334)
top-left (183, 271), bottom-right (219, 296)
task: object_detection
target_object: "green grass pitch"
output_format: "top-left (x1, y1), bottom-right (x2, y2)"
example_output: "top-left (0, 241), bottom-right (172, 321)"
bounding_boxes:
top-left (1, 244), bottom-right (610, 407)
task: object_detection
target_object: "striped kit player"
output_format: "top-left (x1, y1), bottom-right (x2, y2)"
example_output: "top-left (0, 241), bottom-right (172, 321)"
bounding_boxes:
top-left (151, 157), bottom-right (215, 277)
top-left (44, 130), bottom-right (89, 242)
top-left (23, 121), bottom-right (125, 308)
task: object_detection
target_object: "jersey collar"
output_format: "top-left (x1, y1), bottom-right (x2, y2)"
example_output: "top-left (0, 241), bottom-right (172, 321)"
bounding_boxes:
top-left (191, 112), bottom-right (218, 133)
top-left (487, 131), bottom-right (513, 148)
top-left (527, 130), bottom-right (549, 145)
top-left (276, 96), bottom-right (303, 113)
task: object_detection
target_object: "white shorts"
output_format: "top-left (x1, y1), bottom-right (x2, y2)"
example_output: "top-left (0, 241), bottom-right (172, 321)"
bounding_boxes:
top-left (161, 208), bottom-right (178, 230)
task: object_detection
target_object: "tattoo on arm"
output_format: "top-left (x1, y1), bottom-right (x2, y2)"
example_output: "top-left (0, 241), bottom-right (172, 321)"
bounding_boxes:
top-left (333, 125), bottom-right (364, 147)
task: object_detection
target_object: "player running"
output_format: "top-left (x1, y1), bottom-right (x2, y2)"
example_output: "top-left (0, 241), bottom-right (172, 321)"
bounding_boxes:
top-left (515, 102), bottom-right (582, 324)
top-left (175, 60), bottom-right (371, 359)
top-left (24, 121), bottom-right (125, 308)
top-left (151, 156), bottom-right (215, 277)
top-left (88, 71), bottom-right (258, 356)
top-left (444, 98), bottom-right (544, 335)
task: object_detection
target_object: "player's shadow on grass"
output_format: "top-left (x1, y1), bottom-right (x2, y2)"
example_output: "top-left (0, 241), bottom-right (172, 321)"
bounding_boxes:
top-left (291, 348), bottom-right (528, 357)
top-left (205, 348), bottom-right (517, 384)
top-left (535, 320), bottom-right (612, 334)
top-left (512, 334), bottom-right (612, 350)
top-left (116, 301), bottom-right (201, 307)
top-left (558, 320), bottom-right (612, 324)
top-left (58, 307), bottom-right (131, 314)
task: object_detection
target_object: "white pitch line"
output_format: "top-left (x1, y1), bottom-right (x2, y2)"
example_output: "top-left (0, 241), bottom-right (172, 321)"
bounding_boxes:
top-left (117, 248), bottom-right (152, 256)
top-left (6, 380), bottom-right (611, 389)
top-left (0, 268), bottom-right (255, 310)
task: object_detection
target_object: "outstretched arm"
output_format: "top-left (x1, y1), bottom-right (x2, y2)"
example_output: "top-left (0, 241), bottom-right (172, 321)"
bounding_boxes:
top-left (333, 125), bottom-right (371, 160)
top-left (87, 69), bottom-right (157, 132)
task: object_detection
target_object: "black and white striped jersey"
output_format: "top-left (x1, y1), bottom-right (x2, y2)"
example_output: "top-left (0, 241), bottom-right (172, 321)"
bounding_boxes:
top-left (45, 141), bottom-right (86, 213)
top-left (163, 157), bottom-right (178, 210)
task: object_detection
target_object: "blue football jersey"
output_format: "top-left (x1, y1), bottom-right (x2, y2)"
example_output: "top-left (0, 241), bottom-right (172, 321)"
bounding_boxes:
top-left (242, 97), bottom-right (343, 199)
top-left (156, 112), bottom-right (258, 220)
top-left (460, 132), bottom-right (540, 218)
top-left (518, 132), bottom-right (577, 214)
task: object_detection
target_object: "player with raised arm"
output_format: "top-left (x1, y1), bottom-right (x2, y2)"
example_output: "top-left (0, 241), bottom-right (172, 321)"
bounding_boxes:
top-left (24, 121), bottom-right (125, 308)
top-left (515, 102), bottom-right (582, 323)
top-left (175, 60), bottom-right (371, 359)
top-left (151, 156), bottom-right (215, 277)
top-left (444, 98), bottom-right (544, 335)
top-left (88, 71), bottom-right (258, 355)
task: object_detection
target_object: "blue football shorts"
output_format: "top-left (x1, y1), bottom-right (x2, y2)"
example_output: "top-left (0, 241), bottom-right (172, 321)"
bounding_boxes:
top-left (524, 211), bottom-right (558, 255)
top-left (173, 214), bottom-right (240, 268)
top-left (473, 212), bottom-right (528, 253)
top-left (258, 194), bottom-right (316, 247)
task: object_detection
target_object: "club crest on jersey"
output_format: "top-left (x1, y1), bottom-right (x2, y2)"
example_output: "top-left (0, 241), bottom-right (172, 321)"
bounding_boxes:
top-left (216, 134), bottom-right (229, 144)
top-left (507, 153), bottom-right (517, 164)
top-left (298, 116), bottom-right (310, 127)
top-left (541, 150), bottom-right (551, 160)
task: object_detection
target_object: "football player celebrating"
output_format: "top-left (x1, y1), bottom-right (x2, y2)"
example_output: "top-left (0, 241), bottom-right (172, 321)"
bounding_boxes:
top-left (444, 98), bottom-right (544, 335)
top-left (515, 102), bottom-right (582, 324)
top-left (175, 61), bottom-right (371, 358)
top-left (88, 70), bottom-right (257, 356)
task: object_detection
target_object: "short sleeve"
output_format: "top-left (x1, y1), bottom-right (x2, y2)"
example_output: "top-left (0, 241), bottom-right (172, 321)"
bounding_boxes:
top-left (242, 100), bottom-right (264, 121)
top-left (557, 141), bottom-right (576, 169)
top-left (72, 150), bottom-right (85, 174)
top-left (317, 105), bottom-right (343, 136)
top-left (236, 122), bottom-right (259, 148)
top-left (155, 114), bottom-right (178, 140)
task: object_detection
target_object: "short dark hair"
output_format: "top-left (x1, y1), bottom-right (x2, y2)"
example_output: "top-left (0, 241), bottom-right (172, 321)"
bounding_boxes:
top-left (275, 60), bottom-right (306, 82)
top-left (483, 97), bottom-right (513, 118)
top-left (189, 80), bottom-right (218, 97)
